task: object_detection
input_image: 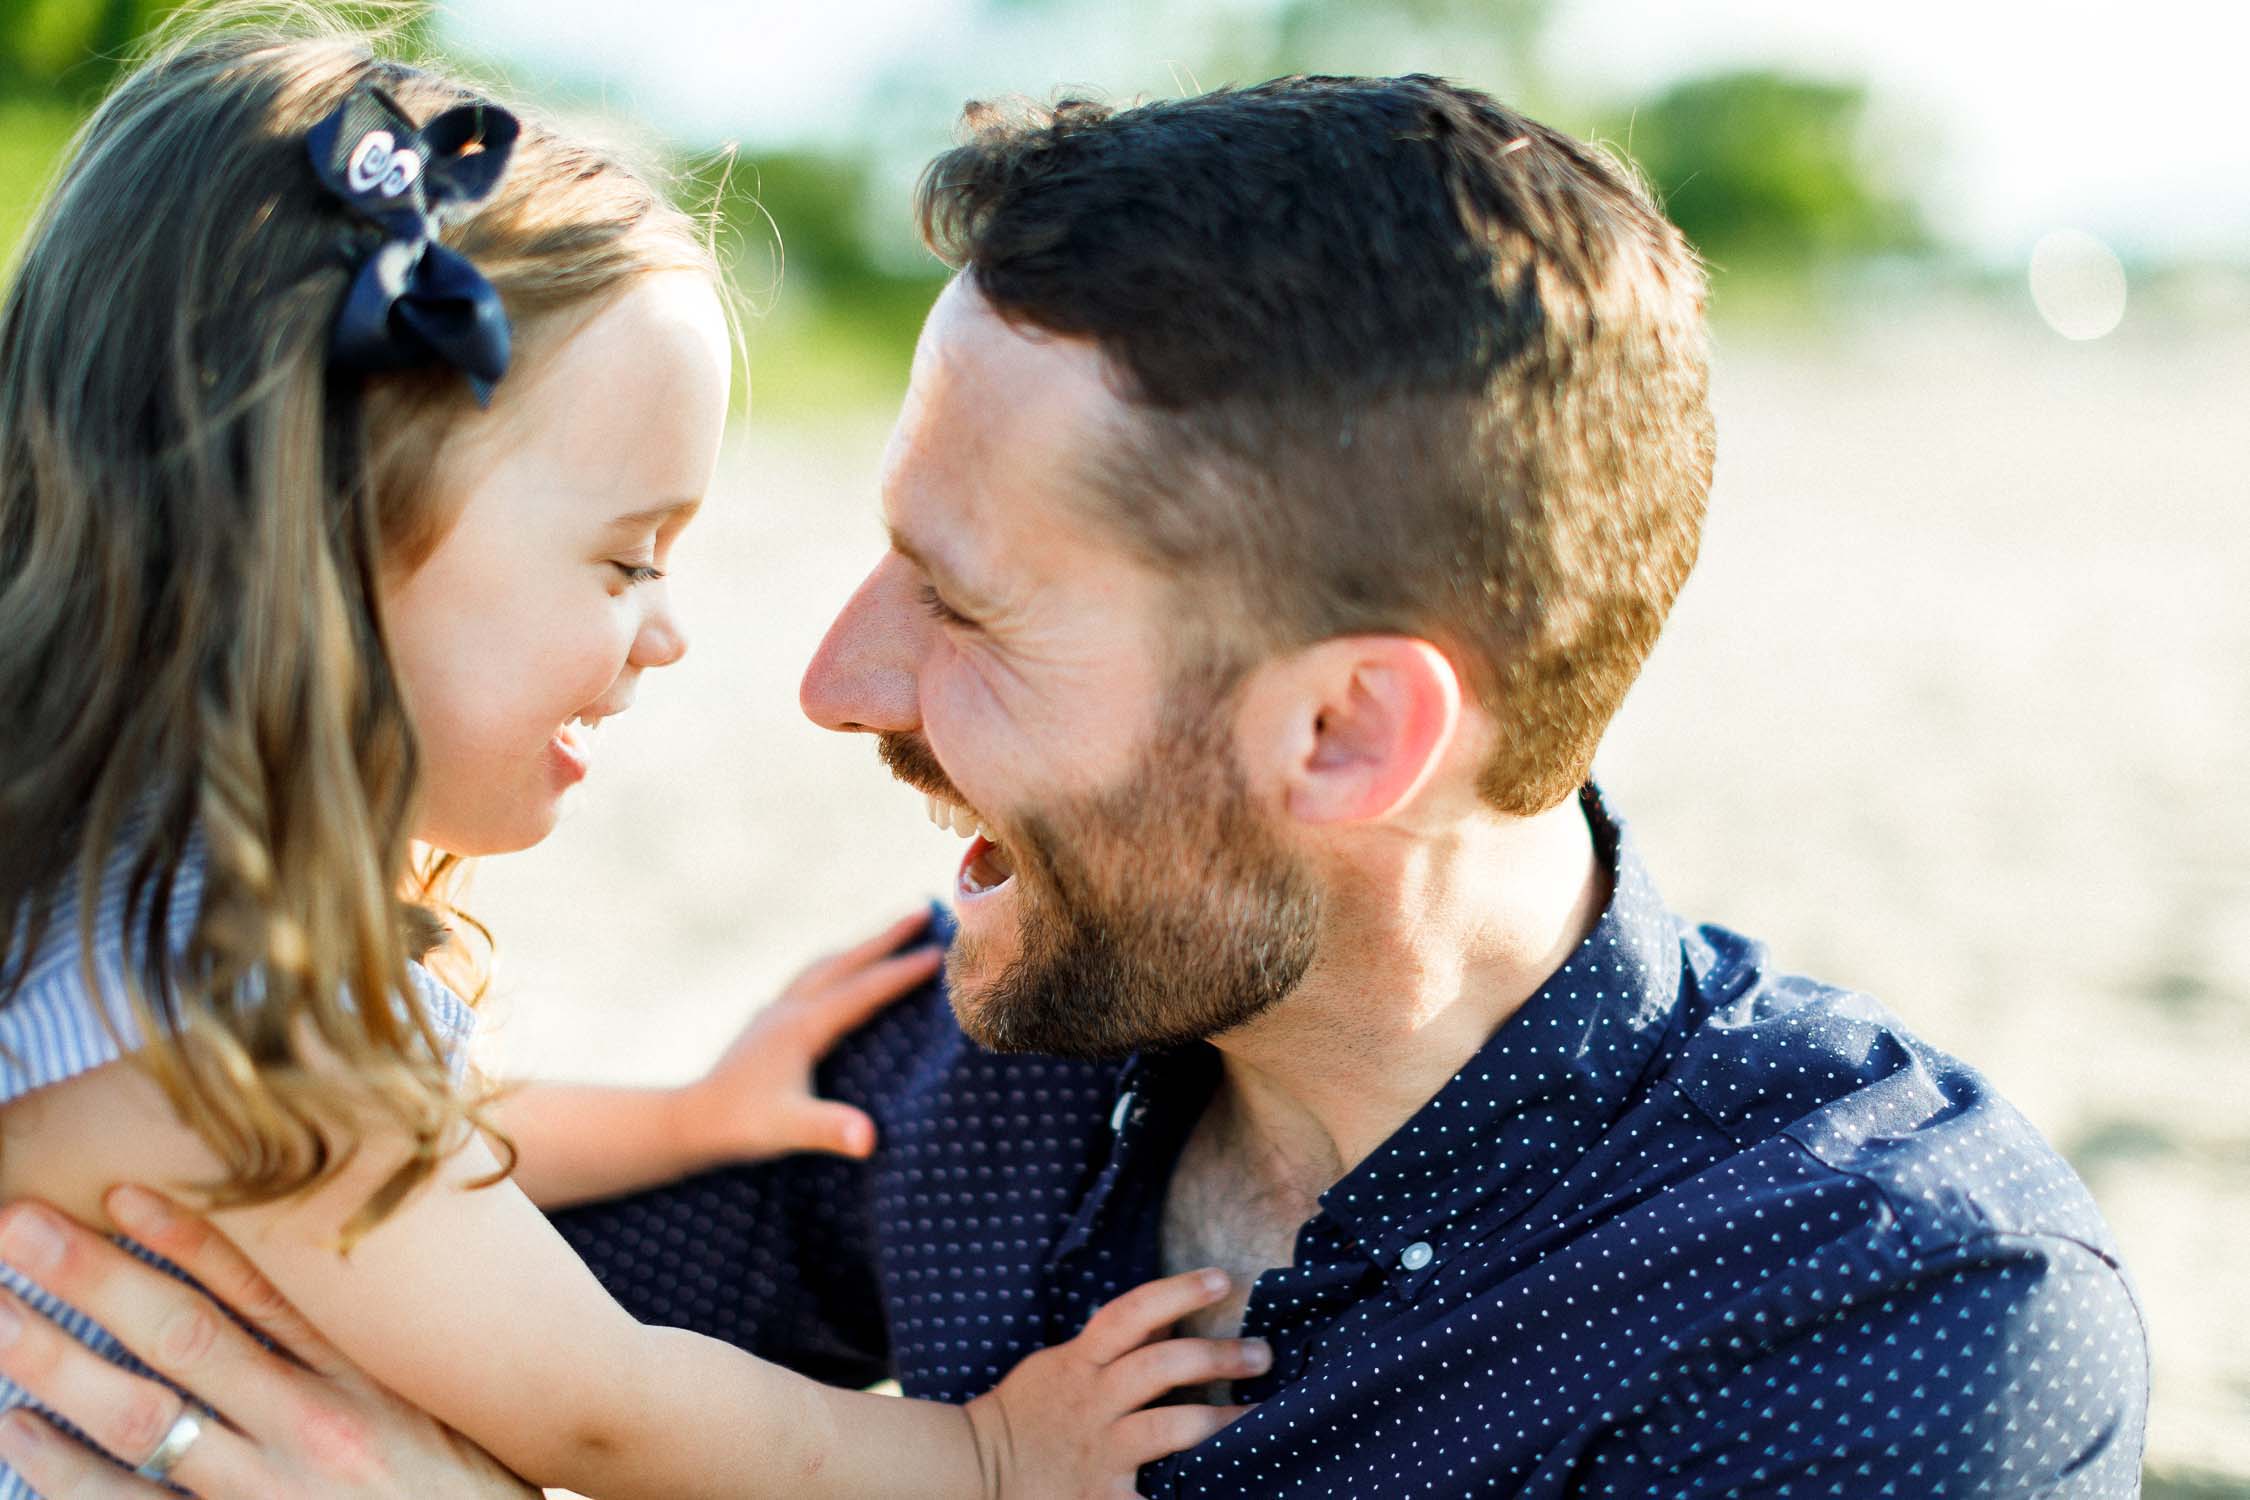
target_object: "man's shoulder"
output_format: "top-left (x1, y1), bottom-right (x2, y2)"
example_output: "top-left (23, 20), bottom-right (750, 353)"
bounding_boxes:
top-left (817, 912), bottom-right (1119, 1147)
top-left (1664, 919), bottom-right (2120, 1258)
top-left (1567, 921), bottom-right (2150, 1484)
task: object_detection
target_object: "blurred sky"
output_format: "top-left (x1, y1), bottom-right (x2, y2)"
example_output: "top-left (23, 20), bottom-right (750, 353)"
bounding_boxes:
top-left (440, 0), bottom-right (2250, 265)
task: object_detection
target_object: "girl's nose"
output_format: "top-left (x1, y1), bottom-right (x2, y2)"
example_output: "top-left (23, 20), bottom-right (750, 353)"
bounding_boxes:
top-left (632, 598), bottom-right (688, 670)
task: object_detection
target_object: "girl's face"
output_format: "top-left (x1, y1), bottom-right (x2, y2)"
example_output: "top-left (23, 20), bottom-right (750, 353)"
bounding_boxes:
top-left (383, 271), bottom-right (732, 856)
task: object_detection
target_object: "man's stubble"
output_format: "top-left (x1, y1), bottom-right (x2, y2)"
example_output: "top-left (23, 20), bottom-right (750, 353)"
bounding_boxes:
top-left (878, 671), bottom-right (1323, 1060)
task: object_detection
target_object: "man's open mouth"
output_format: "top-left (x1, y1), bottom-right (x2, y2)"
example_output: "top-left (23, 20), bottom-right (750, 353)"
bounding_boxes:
top-left (924, 792), bottom-right (1016, 897)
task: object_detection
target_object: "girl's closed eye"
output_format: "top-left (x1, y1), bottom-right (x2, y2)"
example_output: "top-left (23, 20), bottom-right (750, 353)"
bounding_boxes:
top-left (613, 561), bottom-right (667, 586)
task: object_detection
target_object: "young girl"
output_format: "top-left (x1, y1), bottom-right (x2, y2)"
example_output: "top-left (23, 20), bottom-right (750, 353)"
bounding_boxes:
top-left (0, 10), bottom-right (1259, 1498)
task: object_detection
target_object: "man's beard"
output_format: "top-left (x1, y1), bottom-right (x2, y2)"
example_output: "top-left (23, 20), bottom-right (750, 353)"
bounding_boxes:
top-left (877, 677), bottom-right (1322, 1061)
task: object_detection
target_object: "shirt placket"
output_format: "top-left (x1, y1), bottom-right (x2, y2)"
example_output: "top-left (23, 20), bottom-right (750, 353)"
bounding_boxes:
top-left (1230, 1213), bottom-right (1380, 1397)
top-left (1043, 1052), bottom-right (1211, 1338)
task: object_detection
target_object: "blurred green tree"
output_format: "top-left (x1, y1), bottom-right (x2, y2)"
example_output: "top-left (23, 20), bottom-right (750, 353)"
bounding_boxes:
top-left (706, 148), bottom-right (943, 330)
top-left (1612, 69), bottom-right (1926, 272)
top-left (0, 0), bottom-right (174, 99)
top-left (0, 0), bottom-right (439, 101)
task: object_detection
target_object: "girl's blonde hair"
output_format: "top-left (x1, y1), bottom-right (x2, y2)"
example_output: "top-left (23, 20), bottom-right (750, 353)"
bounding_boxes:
top-left (0, 2), bottom-right (721, 1241)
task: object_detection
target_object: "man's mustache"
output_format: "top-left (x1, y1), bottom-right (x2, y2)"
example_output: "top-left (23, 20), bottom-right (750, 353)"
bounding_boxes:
top-left (877, 732), bottom-right (970, 807)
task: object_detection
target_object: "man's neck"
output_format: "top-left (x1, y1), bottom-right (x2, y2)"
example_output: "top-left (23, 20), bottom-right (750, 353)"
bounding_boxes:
top-left (1200, 794), bottom-right (1609, 1202)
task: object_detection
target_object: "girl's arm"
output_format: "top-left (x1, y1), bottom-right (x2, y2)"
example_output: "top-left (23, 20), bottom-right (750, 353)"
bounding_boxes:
top-left (0, 1184), bottom-right (1259, 1500)
top-left (3, 1056), bottom-right (1256, 1498)
top-left (496, 909), bottom-right (941, 1209)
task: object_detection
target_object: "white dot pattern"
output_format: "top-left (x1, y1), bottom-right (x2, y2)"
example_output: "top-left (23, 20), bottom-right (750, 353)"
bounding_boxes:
top-left (558, 786), bottom-right (2149, 1495)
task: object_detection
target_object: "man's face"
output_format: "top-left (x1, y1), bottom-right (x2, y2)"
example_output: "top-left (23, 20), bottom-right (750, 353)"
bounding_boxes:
top-left (800, 280), bottom-right (1320, 1058)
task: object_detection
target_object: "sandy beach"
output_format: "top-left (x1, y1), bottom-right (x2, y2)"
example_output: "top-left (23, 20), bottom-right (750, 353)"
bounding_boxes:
top-left (471, 298), bottom-right (2250, 1489)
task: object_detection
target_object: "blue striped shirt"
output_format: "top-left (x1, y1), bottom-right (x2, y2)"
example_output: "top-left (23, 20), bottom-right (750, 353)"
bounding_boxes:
top-left (0, 837), bottom-right (474, 1495)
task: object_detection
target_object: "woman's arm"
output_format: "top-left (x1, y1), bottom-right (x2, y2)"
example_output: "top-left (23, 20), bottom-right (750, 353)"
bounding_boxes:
top-left (496, 910), bottom-right (941, 1209)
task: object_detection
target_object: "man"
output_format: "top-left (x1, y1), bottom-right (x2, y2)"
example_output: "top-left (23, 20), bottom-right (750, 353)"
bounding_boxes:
top-left (0, 76), bottom-right (2147, 1496)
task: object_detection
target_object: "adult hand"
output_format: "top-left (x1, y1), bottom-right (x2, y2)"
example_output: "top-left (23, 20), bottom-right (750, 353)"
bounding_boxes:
top-left (0, 1187), bottom-right (535, 1499)
top-left (671, 906), bottom-right (942, 1164)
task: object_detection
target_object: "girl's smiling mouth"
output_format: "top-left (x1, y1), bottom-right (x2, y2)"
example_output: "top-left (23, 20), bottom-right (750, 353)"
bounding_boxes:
top-left (546, 722), bottom-right (590, 784)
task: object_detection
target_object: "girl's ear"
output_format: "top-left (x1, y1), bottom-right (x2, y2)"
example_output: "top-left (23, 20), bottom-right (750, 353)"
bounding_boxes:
top-left (1244, 637), bottom-right (1463, 827)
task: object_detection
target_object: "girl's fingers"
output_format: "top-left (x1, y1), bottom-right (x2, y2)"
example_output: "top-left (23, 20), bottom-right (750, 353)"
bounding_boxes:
top-left (103, 1186), bottom-right (345, 1378)
top-left (1110, 1402), bottom-right (1254, 1468)
top-left (0, 1409), bottom-right (175, 1499)
top-left (1103, 1336), bottom-right (1270, 1409)
top-left (0, 1204), bottom-right (308, 1447)
top-left (0, 1290), bottom-right (261, 1495)
top-left (1073, 1268), bottom-right (1234, 1366)
top-left (796, 908), bottom-right (936, 988)
top-left (769, 1099), bottom-right (879, 1160)
top-left (806, 945), bottom-right (943, 1027)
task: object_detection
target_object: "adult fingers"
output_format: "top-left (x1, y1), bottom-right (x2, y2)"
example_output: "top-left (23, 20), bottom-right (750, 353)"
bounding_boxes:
top-left (1072, 1269), bottom-right (1232, 1366)
top-left (0, 1290), bottom-right (262, 1497)
top-left (0, 1409), bottom-right (175, 1500)
top-left (104, 1186), bottom-right (346, 1378)
top-left (1110, 1402), bottom-right (1254, 1469)
top-left (1103, 1336), bottom-right (1270, 1410)
top-left (0, 1204), bottom-right (309, 1449)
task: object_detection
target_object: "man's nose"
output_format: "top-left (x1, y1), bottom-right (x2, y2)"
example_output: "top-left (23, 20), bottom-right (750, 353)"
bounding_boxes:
top-left (800, 554), bottom-right (920, 734)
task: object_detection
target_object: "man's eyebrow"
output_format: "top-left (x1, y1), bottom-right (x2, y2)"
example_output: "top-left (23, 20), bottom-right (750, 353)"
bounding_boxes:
top-left (887, 522), bottom-right (968, 589)
top-left (606, 498), bottom-right (702, 532)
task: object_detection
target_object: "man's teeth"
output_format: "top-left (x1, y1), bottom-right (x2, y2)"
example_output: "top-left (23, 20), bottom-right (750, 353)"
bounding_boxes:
top-left (923, 793), bottom-right (998, 842)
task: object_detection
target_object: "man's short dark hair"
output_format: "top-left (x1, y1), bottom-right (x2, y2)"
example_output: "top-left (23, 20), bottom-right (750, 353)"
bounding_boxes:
top-left (916, 74), bottom-right (1714, 814)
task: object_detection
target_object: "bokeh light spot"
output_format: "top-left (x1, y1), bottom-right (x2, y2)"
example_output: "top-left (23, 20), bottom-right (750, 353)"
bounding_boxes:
top-left (2028, 229), bottom-right (2128, 340)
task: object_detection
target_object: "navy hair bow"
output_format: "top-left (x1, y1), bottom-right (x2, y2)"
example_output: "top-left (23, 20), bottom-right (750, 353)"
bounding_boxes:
top-left (306, 85), bottom-right (520, 405)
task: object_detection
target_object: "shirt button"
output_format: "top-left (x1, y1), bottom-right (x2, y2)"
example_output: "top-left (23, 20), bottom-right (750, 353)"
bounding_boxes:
top-left (1109, 1091), bottom-right (1136, 1133)
top-left (1399, 1241), bottom-right (1434, 1271)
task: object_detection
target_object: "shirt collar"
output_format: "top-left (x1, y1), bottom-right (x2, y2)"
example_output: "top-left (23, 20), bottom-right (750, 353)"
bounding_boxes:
top-left (1314, 783), bottom-right (1685, 1289)
top-left (1052, 783), bottom-right (1687, 1285)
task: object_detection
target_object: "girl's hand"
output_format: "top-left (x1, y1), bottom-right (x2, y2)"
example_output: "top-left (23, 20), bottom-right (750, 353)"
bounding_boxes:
top-left (671, 907), bottom-right (943, 1165)
top-left (0, 1189), bottom-right (536, 1499)
top-left (963, 1268), bottom-right (1267, 1500)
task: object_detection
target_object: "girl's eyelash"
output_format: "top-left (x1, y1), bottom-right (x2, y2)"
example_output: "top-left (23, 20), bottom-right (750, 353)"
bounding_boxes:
top-left (916, 581), bottom-right (971, 626)
top-left (613, 562), bottom-right (666, 586)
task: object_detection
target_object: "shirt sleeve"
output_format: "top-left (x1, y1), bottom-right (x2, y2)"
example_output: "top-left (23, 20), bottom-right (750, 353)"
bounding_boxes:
top-left (542, 909), bottom-right (960, 1389)
top-left (1576, 1232), bottom-right (2149, 1497)
top-left (546, 1150), bottom-right (891, 1389)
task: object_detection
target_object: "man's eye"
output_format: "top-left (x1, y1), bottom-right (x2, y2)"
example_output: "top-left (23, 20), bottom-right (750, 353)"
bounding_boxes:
top-left (612, 562), bottom-right (667, 586)
top-left (916, 581), bottom-right (972, 626)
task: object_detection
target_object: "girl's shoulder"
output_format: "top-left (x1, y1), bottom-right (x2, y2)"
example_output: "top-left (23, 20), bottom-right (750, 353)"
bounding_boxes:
top-left (0, 834), bottom-right (204, 1105)
top-left (404, 959), bottom-right (479, 1076)
top-left (2, 838), bottom-right (478, 1106)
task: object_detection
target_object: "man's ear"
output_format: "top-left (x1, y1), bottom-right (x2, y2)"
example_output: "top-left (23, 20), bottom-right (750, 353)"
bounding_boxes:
top-left (1252, 637), bottom-right (1463, 826)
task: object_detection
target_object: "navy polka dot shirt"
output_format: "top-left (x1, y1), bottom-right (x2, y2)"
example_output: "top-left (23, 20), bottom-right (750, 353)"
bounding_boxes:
top-left (554, 787), bottom-right (2148, 1496)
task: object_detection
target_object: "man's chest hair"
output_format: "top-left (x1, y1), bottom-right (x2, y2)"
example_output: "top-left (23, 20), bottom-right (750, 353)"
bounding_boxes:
top-left (1158, 1114), bottom-right (1320, 1343)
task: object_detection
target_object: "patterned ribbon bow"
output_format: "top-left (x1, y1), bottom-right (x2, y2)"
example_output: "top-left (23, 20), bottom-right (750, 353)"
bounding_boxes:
top-left (306, 85), bottom-right (520, 405)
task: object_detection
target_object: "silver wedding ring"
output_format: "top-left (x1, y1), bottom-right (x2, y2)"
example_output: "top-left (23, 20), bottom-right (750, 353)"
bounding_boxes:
top-left (132, 1405), bottom-right (207, 1482)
